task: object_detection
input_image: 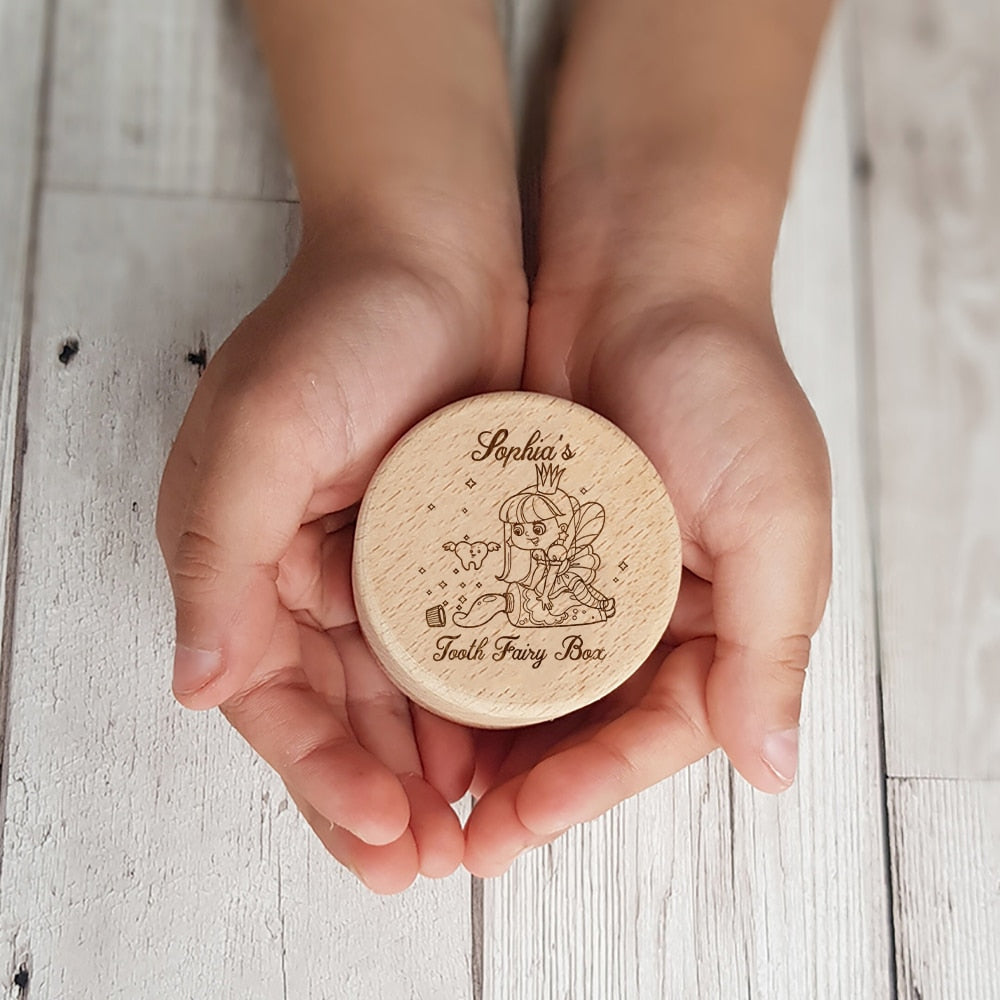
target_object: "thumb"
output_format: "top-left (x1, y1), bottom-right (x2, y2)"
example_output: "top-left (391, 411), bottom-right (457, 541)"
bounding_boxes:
top-left (158, 403), bottom-right (317, 709)
top-left (706, 502), bottom-right (831, 793)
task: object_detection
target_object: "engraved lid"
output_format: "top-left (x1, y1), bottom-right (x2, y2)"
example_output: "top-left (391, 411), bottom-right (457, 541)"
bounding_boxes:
top-left (352, 391), bottom-right (682, 728)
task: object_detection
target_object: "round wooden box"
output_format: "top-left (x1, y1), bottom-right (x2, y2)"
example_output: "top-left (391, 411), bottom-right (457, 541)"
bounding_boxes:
top-left (352, 392), bottom-right (682, 728)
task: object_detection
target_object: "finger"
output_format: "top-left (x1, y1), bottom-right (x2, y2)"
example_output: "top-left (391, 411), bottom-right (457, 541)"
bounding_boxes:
top-left (515, 637), bottom-right (716, 835)
top-left (158, 387), bottom-right (321, 709)
top-left (467, 652), bottom-right (663, 800)
top-left (486, 713), bottom-right (585, 789)
top-left (400, 773), bottom-right (465, 878)
top-left (294, 764), bottom-right (463, 885)
top-left (463, 773), bottom-right (537, 877)
top-left (707, 500), bottom-right (831, 792)
top-left (469, 713), bottom-right (585, 799)
top-left (334, 624), bottom-right (424, 776)
top-left (278, 521), bottom-right (357, 630)
top-left (462, 775), bottom-right (570, 877)
top-left (411, 706), bottom-right (476, 804)
top-left (465, 639), bottom-right (716, 873)
top-left (463, 570), bottom-right (714, 804)
top-left (222, 620), bottom-right (410, 845)
top-left (472, 648), bottom-right (679, 800)
top-left (337, 630), bottom-right (469, 871)
top-left (291, 789), bottom-right (420, 895)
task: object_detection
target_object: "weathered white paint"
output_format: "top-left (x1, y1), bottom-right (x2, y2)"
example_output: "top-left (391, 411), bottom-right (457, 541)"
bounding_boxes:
top-left (0, 0), bottom-right (47, 738)
top-left (859, 0), bottom-right (1000, 781)
top-left (889, 778), bottom-right (1000, 997)
top-left (2, 0), bottom-right (996, 995)
top-left (46, 0), bottom-right (295, 199)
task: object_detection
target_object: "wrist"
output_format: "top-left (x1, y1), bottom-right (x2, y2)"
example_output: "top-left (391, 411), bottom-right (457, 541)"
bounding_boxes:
top-left (294, 196), bottom-right (528, 380)
top-left (533, 0), bottom-right (830, 319)
top-left (528, 283), bottom-right (785, 421)
top-left (535, 160), bottom-right (781, 323)
top-left (527, 167), bottom-right (784, 401)
top-left (300, 180), bottom-right (521, 278)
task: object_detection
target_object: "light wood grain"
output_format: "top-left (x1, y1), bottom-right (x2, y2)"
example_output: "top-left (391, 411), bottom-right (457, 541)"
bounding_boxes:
top-left (46, 0), bottom-right (294, 199)
top-left (859, 0), bottom-right (1000, 780)
top-left (0, 0), bottom-right (47, 750)
top-left (482, 15), bottom-right (893, 998)
top-left (354, 392), bottom-right (681, 728)
top-left (0, 193), bottom-right (471, 999)
top-left (888, 778), bottom-right (1000, 998)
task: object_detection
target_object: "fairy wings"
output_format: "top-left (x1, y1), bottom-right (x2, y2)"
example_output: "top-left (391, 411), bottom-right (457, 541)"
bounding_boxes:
top-left (559, 497), bottom-right (606, 581)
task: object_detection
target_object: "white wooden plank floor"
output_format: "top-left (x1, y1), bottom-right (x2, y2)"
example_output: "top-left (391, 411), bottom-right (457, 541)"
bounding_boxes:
top-left (0, 1), bottom-right (996, 997)
top-left (859, 0), bottom-right (1000, 783)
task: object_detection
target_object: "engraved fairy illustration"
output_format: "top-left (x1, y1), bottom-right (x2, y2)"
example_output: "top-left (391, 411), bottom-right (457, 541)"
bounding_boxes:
top-left (451, 463), bottom-right (615, 628)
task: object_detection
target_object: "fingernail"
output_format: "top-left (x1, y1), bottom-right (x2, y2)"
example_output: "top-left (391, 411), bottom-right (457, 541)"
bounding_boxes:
top-left (762, 727), bottom-right (799, 788)
top-left (172, 644), bottom-right (223, 695)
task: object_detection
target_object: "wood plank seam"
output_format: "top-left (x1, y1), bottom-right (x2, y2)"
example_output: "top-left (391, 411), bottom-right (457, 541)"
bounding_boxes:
top-left (41, 181), bottom-right (300, 205)
top-left (471, 874), bottom-right (484, 1000)
top-left (840, 3), bottom-right (911, 994)
top-left (0, 0), bottom-right (57, 860)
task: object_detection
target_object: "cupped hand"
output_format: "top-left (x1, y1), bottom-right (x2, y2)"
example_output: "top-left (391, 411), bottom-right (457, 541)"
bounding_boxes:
top-left (157, 222), bottom-right (526, 892)
top-left (464, 293), bottom-right (831, 876)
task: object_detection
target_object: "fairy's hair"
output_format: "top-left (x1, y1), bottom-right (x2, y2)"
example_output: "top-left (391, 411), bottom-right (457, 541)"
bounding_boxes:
top-left (498, 489), bottom-right (566, 524)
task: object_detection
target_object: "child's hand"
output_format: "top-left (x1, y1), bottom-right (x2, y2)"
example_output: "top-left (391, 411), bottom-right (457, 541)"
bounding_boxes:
top-left (464, 294), bottom-right (831, 875)
top-left (157, 224), bottom-right (526, 892)
top-left (460, 0), bottom-right (834, 878)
